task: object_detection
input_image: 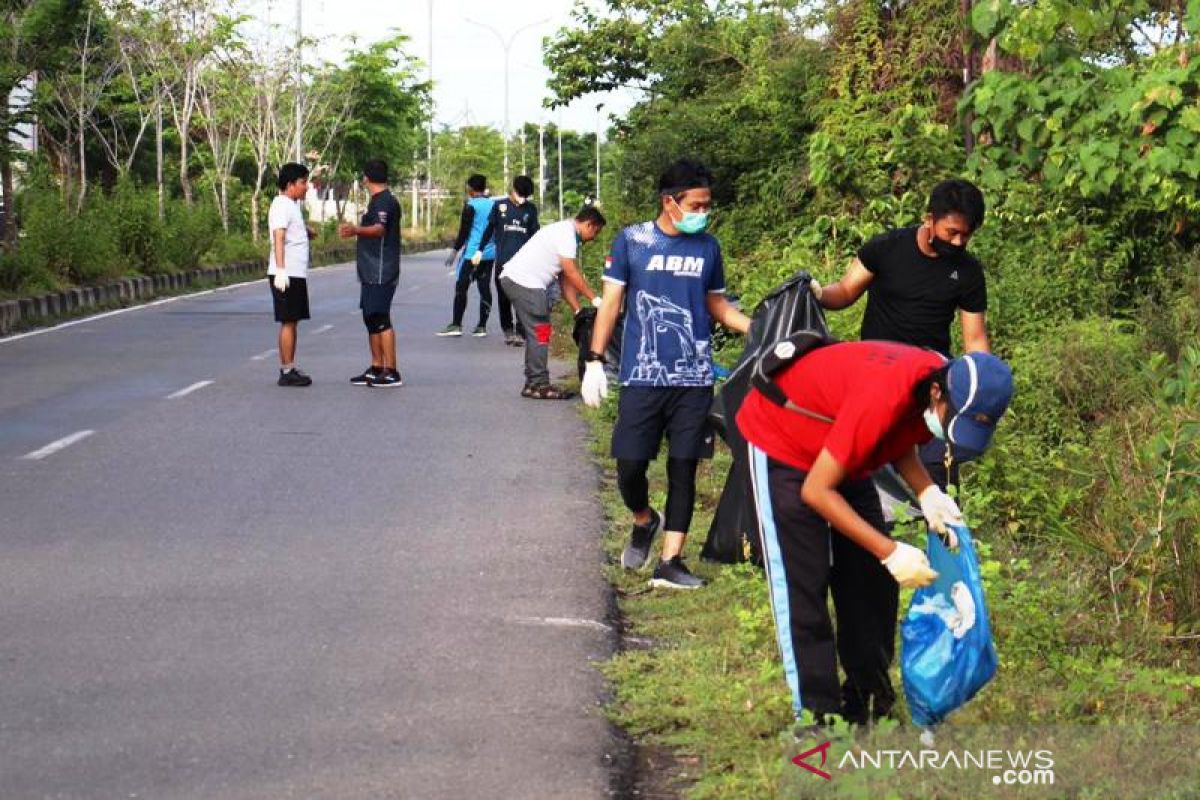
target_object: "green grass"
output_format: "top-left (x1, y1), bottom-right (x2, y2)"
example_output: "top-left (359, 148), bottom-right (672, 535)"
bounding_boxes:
top-left (578, 390), bottom-right (1200, 799)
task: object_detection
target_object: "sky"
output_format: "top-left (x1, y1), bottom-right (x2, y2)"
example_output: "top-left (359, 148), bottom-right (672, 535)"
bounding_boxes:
top-left (250, 0), bottom-right (640, 137)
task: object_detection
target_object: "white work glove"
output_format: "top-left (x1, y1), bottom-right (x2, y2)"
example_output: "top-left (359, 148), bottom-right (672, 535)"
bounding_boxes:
top-left (272, 271), bottom-right (290, 292)
top-left (470, 250), bottom-right (483, 266)
top-left (881, 541), bottom-right (938, 589)
top-left (589, 294), bottom-right (602, 310)
top-left (581, 361), bottom-right (608, 408)
top-left (919, 485), bottom-right (963, 547)
top-left (810, 278), bottom-right (823, 301)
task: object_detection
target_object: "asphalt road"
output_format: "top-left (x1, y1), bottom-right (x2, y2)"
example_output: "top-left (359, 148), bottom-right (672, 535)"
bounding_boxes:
top-left (0, 251), bottom-right (619, 799)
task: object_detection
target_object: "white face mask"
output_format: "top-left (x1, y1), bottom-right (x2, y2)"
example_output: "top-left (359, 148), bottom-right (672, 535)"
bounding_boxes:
top-left (924, 407), bottom-right (947, 440)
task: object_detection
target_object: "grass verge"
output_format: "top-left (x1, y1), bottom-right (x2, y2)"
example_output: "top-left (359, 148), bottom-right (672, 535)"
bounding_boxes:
top-left (578, 389), bottom-right (1200, 799)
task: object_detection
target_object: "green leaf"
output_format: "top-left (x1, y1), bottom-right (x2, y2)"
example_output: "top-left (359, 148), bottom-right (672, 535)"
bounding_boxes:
top-left (972, 0), bottom-right (1004, 38)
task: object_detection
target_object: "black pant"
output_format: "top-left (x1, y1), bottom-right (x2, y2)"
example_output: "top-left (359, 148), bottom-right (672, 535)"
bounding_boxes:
top-left (748, 445), bottom-right (898, 723)
top-left (493, 259), bottom-right (521, 334)
top-left (616, 457), bottom-right (699, 533)
top-left (452, 260), bottom-right (493, 327)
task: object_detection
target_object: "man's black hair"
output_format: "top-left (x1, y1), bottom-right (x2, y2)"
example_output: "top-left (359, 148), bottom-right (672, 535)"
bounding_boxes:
top-left (658, 158), bottom-right (713, 197)
top-left (913, 364), bottom-right (952, 409)
top-left (363, 159), bottom-right (388, 183)
top-left (576, 206), bottom-right (607, 227)
top-left (277, 162), bottom-right (309, 190)
top-left (929, 179), bottom-right (985, 230)
top-left (466, 174), bottom-right (487, 193)
top-left (513, 175), bottom-right (535, 198)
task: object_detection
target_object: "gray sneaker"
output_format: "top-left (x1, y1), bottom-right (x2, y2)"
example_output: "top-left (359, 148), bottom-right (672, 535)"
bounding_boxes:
top-left (650, 557), bottom-right (705, 589)
top-left (436, 324), bottom-right (463, 337)
top-left (472, 325), bottom-right (488, 337)
top-left (621, 509), bottom-right (661, 570)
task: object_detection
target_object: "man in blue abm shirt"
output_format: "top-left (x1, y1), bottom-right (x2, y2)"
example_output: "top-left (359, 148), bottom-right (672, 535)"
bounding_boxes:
top-left (582, 159), bottom-right (752, 589)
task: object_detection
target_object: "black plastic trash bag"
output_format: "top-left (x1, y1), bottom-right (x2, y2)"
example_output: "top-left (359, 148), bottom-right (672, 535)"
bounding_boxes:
top-left (572, 306), bottom-right (623, 381)
top-left (701, 271), bottom-right (829, 564)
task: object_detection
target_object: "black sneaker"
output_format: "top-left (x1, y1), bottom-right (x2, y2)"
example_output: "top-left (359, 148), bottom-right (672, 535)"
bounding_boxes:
top-left (471, 325), bottom-right (488, 337)
top-left (650, 557), bottom-right (705, 589)
top-left (368, 368), bottom-right (403, 388)
top-left (621, 509), bottom-right (661, 569)
top-left (277, 368), bottom-right (312, 387)
top-left (350, 366), bottom-right (382, 386)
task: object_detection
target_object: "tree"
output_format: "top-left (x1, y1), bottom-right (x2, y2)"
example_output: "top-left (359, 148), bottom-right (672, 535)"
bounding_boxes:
top-left (313, 35), bottom-right (428, 220)
top-left (0, 0), bottom-right (86, 247)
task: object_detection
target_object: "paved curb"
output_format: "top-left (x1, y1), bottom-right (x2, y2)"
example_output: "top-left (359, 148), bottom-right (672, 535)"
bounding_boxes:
top-left (0, 240), bottom-right (450, 335)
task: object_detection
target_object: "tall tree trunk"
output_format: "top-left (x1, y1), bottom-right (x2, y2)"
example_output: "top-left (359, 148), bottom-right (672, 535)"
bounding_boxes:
top-left (179, 132), bottom-right (191, 204)
top-left (156, 102), bottom-right (165, 220)
top-left (77, 106), bottom-right (88, 213)
top-left (1, 157), bottom-right (14, 250)
top-left (0, 99), bottom-right (12, 249)
top-left (250, 182), bottom-right (262, 244)
top-left (961, 0), bottom-right (976, 155)
top-left (219, 179), bottom-right (229, 233)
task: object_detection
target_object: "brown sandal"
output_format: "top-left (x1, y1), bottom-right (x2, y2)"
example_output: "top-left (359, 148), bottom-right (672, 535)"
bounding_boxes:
top-left (525, 383), bottom-right (574, 400)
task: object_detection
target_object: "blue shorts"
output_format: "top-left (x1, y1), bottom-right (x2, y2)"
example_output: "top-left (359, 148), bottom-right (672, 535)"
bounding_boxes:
top-left (611, 386), bottom-right (716, 460)
top-left (359, 280), bottom-right (398, 315)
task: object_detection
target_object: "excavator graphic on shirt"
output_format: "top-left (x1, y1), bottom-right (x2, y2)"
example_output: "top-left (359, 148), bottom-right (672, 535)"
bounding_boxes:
top-left (629, 291), bottom-right (713, 386)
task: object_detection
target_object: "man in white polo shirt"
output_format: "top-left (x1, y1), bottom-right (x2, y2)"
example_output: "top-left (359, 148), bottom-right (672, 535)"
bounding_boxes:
top-left (268, 162), bottom-right (315, 387)
top-left (498, 206), bottom-right (606, 399)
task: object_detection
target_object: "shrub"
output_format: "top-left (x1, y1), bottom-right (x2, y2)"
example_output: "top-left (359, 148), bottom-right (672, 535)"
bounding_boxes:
top-left (161, 200), bottom-right (221, 271)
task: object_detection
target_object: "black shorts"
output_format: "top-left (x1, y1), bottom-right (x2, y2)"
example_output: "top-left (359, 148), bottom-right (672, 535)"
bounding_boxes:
top-left (360, 280), bottom-right (398, 315)
top-left (611, 386), bottom-right (716, 460)
top-left (269, 276), bottom-right (309, 322)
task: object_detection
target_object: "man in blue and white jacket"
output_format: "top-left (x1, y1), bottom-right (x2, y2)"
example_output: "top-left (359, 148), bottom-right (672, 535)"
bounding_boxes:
top-left (437, 173), bottom-right (496, 337)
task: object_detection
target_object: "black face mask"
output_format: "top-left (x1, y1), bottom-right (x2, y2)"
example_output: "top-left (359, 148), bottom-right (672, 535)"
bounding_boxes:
top-left (931, 234), bottom-right (966, 257)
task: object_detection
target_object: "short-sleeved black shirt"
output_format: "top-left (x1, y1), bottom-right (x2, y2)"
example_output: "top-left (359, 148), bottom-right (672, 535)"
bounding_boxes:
top-left (357, 188), bottom-right (402, 285)
top-left (856, 226), bottom-right (987, 356)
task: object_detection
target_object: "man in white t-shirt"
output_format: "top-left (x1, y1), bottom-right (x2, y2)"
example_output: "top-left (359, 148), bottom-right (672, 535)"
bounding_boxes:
top-left (268, 162), bottom-right (316, 386)
top-left (498, 206), bottom-right (605, 399)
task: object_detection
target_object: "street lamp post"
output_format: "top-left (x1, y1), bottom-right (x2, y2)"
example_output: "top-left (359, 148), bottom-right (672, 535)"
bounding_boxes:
top-left (465, 17), bottom-right (548, 188)
top-left (294, 0), bottom-right (303, 162)
top-left (425, 0), bottom-right (433, 233)
top-left (557, 111), bottom-right (564, 219)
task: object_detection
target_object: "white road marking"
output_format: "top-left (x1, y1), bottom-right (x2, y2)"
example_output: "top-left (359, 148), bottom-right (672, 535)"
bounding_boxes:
top-left (251, 348), bottom-right (277, 361)
top-left (313, 324), bottom-right (334, 334)
top-left (167, 380), bottom-right (214, 399)
top-left (510, 616), bottom-right (612, 634)
top-left (22, 430), bottom-right (95, 461)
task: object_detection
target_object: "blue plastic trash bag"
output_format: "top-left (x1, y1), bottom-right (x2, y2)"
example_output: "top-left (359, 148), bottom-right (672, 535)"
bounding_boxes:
top-left (901, 523), bottom-right (997, 727)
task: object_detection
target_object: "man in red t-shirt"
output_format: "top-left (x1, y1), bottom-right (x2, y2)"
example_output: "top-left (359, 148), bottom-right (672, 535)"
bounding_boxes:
top-left (735, 341), bottom-right (1013, 727)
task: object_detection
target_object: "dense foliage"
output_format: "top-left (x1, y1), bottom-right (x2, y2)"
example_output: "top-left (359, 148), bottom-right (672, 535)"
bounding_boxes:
top-left (552, 0), bottom-right (1200, 792)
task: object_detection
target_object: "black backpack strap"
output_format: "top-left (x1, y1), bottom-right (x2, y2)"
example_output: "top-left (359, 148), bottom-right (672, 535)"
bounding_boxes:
top-left (751, 330), bottom-right (836, 423)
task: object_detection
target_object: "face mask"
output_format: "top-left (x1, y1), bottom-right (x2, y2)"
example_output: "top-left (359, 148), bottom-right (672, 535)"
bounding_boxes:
top-left (924, 407), bottom-right (947, 440)
top-left (930, 233), bottom-right (966, 257)
top-left (670, 196), bottom-right (709, 234)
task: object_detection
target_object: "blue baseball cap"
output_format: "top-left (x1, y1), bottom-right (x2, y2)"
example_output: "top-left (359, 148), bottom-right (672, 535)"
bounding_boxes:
top-left (945, 352), bottom-right (1014, 453)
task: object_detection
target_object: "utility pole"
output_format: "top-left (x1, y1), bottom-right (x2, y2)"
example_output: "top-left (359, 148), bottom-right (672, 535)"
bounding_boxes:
top-left (595, 103), bottom-right (604, 204)
top-left (294, 0), bottom-right (303, 162)
top-left (465, 17), bottom-right (548, 187)
top-left (557, 112), bottom-right (564, 219)
top-left (537, 122), bottom-right (545, 208)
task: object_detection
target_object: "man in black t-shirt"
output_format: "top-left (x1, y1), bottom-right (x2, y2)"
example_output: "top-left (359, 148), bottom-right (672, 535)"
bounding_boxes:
top-left (479, 175), bottom-right (540, 346)
top-left (815, 179), bottom-right (991, 484)
top-left (338, 159), bottom-right (404, 387)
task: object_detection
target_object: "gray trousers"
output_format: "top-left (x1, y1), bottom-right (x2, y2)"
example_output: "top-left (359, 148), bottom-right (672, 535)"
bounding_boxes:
top-left (500, 276), bottom-right (552, 386)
